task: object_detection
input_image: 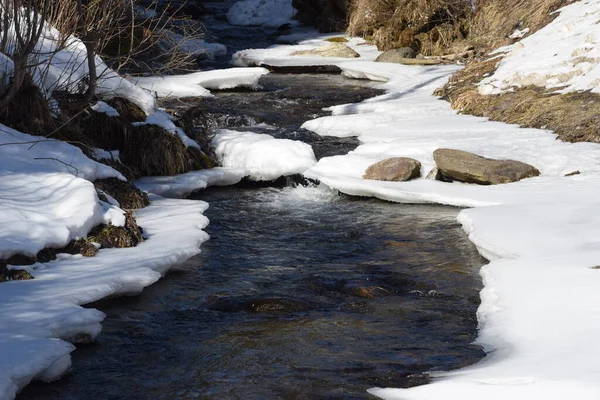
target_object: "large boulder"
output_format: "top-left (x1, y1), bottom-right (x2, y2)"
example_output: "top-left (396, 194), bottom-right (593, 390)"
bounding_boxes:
top-left (363, 157), bottom-right (421, 182)
top-left (433, 148), bottom-right (541, 185)
top-left (291, 42), bottom-right (360, 58)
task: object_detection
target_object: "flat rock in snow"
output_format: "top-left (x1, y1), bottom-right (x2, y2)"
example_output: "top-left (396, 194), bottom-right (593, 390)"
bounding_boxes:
top-left (433, 148), bottom-right (541, 185)
top-left (363, 157), bottom-right (421, 182)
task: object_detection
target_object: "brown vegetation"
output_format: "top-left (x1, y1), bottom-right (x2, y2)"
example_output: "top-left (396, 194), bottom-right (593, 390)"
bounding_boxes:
top-left (432, 0), bottom-right (599, 144)
top-left (346, 0), bottom-right (570, 56)
top-left (348, 0), bottom-right (471, 54)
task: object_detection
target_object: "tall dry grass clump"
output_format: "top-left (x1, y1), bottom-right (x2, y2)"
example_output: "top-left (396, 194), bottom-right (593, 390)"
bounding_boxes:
top-left (348, 0), bottom-right (472, 54)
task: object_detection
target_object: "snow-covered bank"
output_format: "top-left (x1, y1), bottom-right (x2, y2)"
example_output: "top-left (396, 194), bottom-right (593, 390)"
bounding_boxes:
top-left (0, 120), bottom-right (219, 398)
top-left (0, 195), bottom-right (210, 399)
top-left (231, 15), bottom-right (600, 398)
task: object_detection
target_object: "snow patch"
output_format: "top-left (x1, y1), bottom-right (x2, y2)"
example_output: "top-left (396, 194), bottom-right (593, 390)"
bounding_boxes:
top-left (212, 129), bottom-right (317, 181)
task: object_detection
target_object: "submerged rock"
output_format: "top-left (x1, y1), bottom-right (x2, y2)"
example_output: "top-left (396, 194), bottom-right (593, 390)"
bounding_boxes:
top-left (291, 42), bottom-right (360, 58)
top-left (363, 157), bottom-right (421, 182)
top-left (208, 297), bottom-right (313, 314)
top-left (433, 148), bottom-right (540, 185)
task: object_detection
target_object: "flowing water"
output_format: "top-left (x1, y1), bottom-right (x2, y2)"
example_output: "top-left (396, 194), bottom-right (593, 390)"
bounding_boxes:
top-left (17, 5), bottom-right (487, 400)
top-left (19, 185), bottom-right (485, 400)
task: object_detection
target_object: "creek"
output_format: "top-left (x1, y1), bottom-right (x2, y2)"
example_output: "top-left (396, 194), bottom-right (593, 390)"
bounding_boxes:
top-left (17, 6), bottom-right (486, 400)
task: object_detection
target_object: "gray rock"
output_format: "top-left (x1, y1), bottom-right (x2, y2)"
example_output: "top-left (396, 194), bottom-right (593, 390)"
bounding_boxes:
top-left (376, 47), bottom-right (417, 62)
top-left (363, 157), bottom-right (421, 182)
top-left (425, 167), bottom-right (443, 180)
top-left (433, 148), bottom-right (540, 185)
top-left (291, 42), bottom-right (360, 58)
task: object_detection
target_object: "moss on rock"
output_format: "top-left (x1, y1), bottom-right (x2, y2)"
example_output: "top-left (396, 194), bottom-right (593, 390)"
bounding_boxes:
top-left (95, 178), bottom-right (150, 209)
top-left (88, 211), bottom-right (143, 249)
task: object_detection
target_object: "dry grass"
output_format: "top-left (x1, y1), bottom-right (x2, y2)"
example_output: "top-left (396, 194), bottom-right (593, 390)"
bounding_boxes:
top-left (347, 0), bottom-right (571, 55)
top-left (437, 76), bottom-right (600, 144)
top-left (456, 88), bottom-right (600, 143)
top-left (348, 0), bottom-right (471, 54)
top-left (430, 0), bottom-right (600, 144)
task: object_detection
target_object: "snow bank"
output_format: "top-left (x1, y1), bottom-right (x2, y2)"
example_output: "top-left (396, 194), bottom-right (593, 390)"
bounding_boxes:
top-left (232, 36), bottom-right (381, 68)
top-left (235, 39), bottom-right (600, 397)
top-left (136, 167), bottom-right (247, 198)
top-left (227, 0), bottom-right (297, 28)
top-left (479, 0), bottom-right (600, 95)
top-left (0, 195), bottom-right (209, 399)
top-left (131, 67), bottom-right (269, 98)
top-left (212, 129), bottom-right (317, 181)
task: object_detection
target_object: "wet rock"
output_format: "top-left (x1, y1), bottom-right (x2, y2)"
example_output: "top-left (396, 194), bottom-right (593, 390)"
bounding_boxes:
top-left (291, 42), bottom-right (360, 58)
top-left (363, 157), bottom-right (421, 182)
top-left (376, 47), bottom-right (417, 62)
top-left (433, 148), bottom-right (541, 185)
top-left (425, 167), bottom-right (443, 180)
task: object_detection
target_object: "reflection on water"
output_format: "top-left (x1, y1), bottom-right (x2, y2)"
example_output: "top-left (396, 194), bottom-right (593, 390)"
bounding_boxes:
top-left (19, 184), bottom-right (485, 400)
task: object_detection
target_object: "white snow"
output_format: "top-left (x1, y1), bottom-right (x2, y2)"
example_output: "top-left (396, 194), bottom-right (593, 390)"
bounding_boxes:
top-left (233, 36), bottom-right (381, 68)
top-left (90, 101), bottom-right (120, 117)
top-left (227, 0), bottom-right (297, 28)
top-left (0, 195), bottom-right (209, 399)
top-left (212, 129), bottom-right (317, 181)
top-left (131, 67), bottom-right (269, 98)
top-left (479, 0), bottom-right (600, 95)
top-left (136, 167), bottom-right (247, 198)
